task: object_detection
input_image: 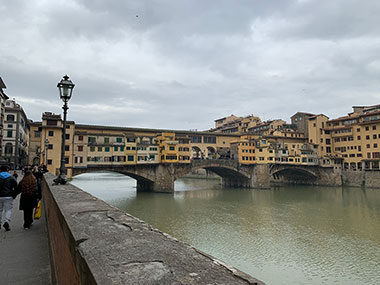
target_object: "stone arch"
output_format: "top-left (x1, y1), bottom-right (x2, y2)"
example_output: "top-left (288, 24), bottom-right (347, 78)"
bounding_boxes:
top-left (71, 168), bottom-right (155, 192)
top-left (191, 146), bottom-right (202, 159)
top-left (33, 157), bottom-right (40, 165)
top-left (206, 146), bottom-right (216, 159)
top-left (271, 167), bottom-right (317, 184)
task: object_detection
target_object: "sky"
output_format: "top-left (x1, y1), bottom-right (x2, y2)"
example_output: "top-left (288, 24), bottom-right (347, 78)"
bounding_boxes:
top-left (1, 0), bottom-right (380, 131)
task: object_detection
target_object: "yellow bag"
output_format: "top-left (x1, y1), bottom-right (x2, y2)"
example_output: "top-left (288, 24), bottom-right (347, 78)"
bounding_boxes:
top-left (34, 201), bottom-right (41, 220)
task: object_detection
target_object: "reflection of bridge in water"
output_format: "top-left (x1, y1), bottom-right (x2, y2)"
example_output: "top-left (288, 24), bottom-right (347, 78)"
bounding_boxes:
top-left (72, 160), bottom-right (341, 193)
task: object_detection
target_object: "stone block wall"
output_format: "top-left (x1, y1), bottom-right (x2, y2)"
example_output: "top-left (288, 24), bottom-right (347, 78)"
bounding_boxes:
top-left (42, 173), bottom-right (263, 284)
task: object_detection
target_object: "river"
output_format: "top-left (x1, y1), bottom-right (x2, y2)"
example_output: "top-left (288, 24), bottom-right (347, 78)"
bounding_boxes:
top-left (70, 172), bottom-right (380, 284)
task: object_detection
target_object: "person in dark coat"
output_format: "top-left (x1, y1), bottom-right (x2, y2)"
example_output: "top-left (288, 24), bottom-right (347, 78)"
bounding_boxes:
top-left (0, 165), bottom-right (18, 231)
top-left (17, 171), bottom-right (40, 229)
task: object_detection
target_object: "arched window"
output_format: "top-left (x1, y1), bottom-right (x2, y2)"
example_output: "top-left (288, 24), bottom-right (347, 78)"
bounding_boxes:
top-left (6, 114), bottom-right (15, 121)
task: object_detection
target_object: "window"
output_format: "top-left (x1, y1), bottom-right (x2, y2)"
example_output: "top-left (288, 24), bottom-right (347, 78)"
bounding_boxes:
top-left (358, 146), bottom-right (361, 151)
top-left (34, 131), bottom-right (40, 138)
top-left (373, 126), bottom-right (377, 130)
top-left (190, 136), bottom-right (202, 143)
top-left (366, 135), bottom-right (370, 140)
top-left (120, 146), bottom-right (124, 151)
top-left (165, 155), bottom-right (177, 160)
top-left (90, 146), bottom-right (95, 152)
top-left (203, 136), bottom-right (216, 144)
top-left (78, 146), bottom-right (83, 151)
top-left (65, 145), bottom-right (70, 151)
top-left (47, 159), bottom-right (52, 165)
top-left (375, 144), bottom-right (378, 148)
top-left (78, 135), bottom-right (83, 141)
top-left (104, 137), bottom-right (109, 143)
top-left (47, 120), bottom-right (57, 126)
top-left (48, 131), bottom-right (54, 137)
top-left (116, 137), bottom-right (122, 143)
top-left (65, 134), bottom-right (70, 140)
top-left (357, 136), bottom-right (361, 140)
top-left (114, 146), bottom-right (118, 151)
top-left (88, 137), bottom-right (96, 143)
top-left (6, 115), bottom-right (15, 121)
top-left (126, 146), bottom-right (131, 150)
top-left (366, 126), bottom-right (369, 131)
top-left (169, 146), bottom-right (175, 151)
top-left (98, 146), bottom-right (102, 151)
top-left (326, 138), bottom-right (331, 145)
top-left (7, 124), bottom-right (12, 128)
top-left (48, 144), bottom-right (53, 150)
top-left (64, 157), bottom-right (69, 164)
top-left (367, 144), bottom-right (370, 148)
top-left (7, 130), bottom-right (12, 137)
top-left (357, 128), bottom-right (360, 132)
top-left (105, 147), bottom-right (110, 152)
top-left (374, 134), bottom-right (377, 139)
top-left (127, 155), bottom-right (134, 161)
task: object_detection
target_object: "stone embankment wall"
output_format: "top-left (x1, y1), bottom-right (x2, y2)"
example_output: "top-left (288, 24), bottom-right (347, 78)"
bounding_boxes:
top-left (42, 173), bottom-right (264, 284)
top-left (342, 170), bottom-right (380, 188)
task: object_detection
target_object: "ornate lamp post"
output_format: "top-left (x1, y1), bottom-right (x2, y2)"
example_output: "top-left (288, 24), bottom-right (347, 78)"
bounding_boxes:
top-left (45, 139), bottom-right (49, 167)
top-left (54, 75), bottom-right (75, 185)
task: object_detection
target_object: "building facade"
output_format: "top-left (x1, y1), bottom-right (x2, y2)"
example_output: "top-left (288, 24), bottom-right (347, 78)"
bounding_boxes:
top-left (2, 99), bottom-right (29, 168)
top-left (0, 77), bottom-right (9, 158)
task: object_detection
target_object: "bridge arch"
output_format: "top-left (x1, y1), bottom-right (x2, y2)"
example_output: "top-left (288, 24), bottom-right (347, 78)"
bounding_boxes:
top-left (271, 166), bottom-right (317, 184)
top-left (71, 167), bottom-right (156, 191)
top-left (174, 160), bottom-right (251, 188)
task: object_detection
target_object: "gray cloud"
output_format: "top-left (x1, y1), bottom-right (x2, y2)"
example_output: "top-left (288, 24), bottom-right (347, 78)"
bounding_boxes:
top-left (1, 0), bottom-right (380, 130)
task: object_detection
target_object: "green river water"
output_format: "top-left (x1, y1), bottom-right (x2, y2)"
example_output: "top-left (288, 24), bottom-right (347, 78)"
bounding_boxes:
top-left (71, 172), bottom-right (380, 284)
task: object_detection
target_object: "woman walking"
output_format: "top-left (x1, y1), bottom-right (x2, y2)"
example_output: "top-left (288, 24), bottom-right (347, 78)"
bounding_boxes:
top-left (17, 171), bottom-right (40, 229)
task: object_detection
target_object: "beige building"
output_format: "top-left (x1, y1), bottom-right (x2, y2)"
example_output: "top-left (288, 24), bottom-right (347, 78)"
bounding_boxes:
top-left (3, 99), bottom-right (29, 168)
top-left (211, 114), bottom-right (261, 134)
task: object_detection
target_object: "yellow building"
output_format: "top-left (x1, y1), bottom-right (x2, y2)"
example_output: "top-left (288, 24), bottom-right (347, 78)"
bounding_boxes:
top-left (319, 104), bottom-right (380, 170)
top-left (158, 133), bottom-right (179, 163)
top-left (177, 136), bottom-right (191, 163)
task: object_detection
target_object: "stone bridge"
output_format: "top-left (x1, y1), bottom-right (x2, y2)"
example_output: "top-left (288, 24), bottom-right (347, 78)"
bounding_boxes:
top-left (71, 160), bottom-right (342, 193)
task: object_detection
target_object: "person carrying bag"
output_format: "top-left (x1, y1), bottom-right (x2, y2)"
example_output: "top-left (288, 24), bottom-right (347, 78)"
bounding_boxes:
top-left (17, 171), bottom-right (41, 229)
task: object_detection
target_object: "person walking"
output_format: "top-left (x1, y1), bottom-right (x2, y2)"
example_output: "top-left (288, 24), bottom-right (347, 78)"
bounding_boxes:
top-left (17, 171), bottom-right (40, 229)
top-left (0, 165), bottom-right (18, 231)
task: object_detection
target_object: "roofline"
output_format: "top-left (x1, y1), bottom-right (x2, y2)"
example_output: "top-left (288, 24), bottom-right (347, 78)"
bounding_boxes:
top-left (75, 124), bottom-right (241, 137)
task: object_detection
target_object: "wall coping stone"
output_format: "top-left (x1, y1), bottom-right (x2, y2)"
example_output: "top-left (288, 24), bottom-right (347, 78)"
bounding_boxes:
top-left (44, 173), bottom-right (264, 284)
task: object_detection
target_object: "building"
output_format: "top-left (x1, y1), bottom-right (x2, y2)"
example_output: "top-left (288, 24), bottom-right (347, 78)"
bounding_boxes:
top-left (248, 119), bottom-right (286, 136)
top-left (0, 77), bottom-right (9, 158)
top-left (28, 113), bottom-right (240, 177)
top-left (210, 114), bottom-right (261, 134)
top-left (290, 112), bottom-right (316, 137)
top-left (318, 104), bottom-right (380, 170)
top-left (2, 99), bottom-right (29, 168)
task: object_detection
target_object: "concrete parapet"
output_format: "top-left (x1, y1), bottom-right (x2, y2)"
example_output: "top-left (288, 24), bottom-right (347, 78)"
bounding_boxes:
top-left (42, 173), bottom-right (264, 284)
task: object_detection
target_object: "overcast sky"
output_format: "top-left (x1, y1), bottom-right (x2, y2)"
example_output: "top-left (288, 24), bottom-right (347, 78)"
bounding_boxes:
top-left (1, 0), bottom-right (380, 130)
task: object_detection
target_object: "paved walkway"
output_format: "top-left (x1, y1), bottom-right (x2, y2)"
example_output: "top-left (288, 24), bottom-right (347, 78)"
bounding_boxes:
top-left (0, 195), bottom-right (51, 284)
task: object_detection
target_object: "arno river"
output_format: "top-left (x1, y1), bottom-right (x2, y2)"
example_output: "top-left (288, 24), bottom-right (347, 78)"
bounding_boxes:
top-left (71, 172), bottom-right (380, 284)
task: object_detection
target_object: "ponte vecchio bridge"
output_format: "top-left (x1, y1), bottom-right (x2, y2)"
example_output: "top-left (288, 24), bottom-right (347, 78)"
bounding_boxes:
top-left (71, 159), bottom-right (341, 192)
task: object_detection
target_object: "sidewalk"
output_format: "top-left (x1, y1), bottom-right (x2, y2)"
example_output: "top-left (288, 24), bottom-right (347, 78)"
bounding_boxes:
top-left (0, 195), bottom-right (51, 284)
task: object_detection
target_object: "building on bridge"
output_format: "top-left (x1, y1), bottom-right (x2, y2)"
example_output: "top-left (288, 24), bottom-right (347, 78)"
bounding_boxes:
top-left (28, 112), bottom-right (239, 177)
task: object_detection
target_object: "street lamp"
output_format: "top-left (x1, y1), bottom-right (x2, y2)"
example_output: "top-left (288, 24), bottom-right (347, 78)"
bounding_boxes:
top-left (54, 75), bottom-right (75, 185)
top-left (45, 139), bottom-right (49, 167)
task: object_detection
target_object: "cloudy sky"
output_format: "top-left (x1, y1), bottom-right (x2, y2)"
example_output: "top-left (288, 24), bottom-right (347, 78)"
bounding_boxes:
top-left (1, 0), bottom-right (380, 130)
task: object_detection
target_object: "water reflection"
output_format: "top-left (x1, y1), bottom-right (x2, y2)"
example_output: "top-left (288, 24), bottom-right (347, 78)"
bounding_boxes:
top-left (71, 172), bottom-right (380, 285)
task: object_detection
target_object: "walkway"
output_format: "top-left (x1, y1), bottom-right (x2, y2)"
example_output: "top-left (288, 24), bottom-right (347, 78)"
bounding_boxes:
top-left (0, 195), bottom-right (51, 284)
